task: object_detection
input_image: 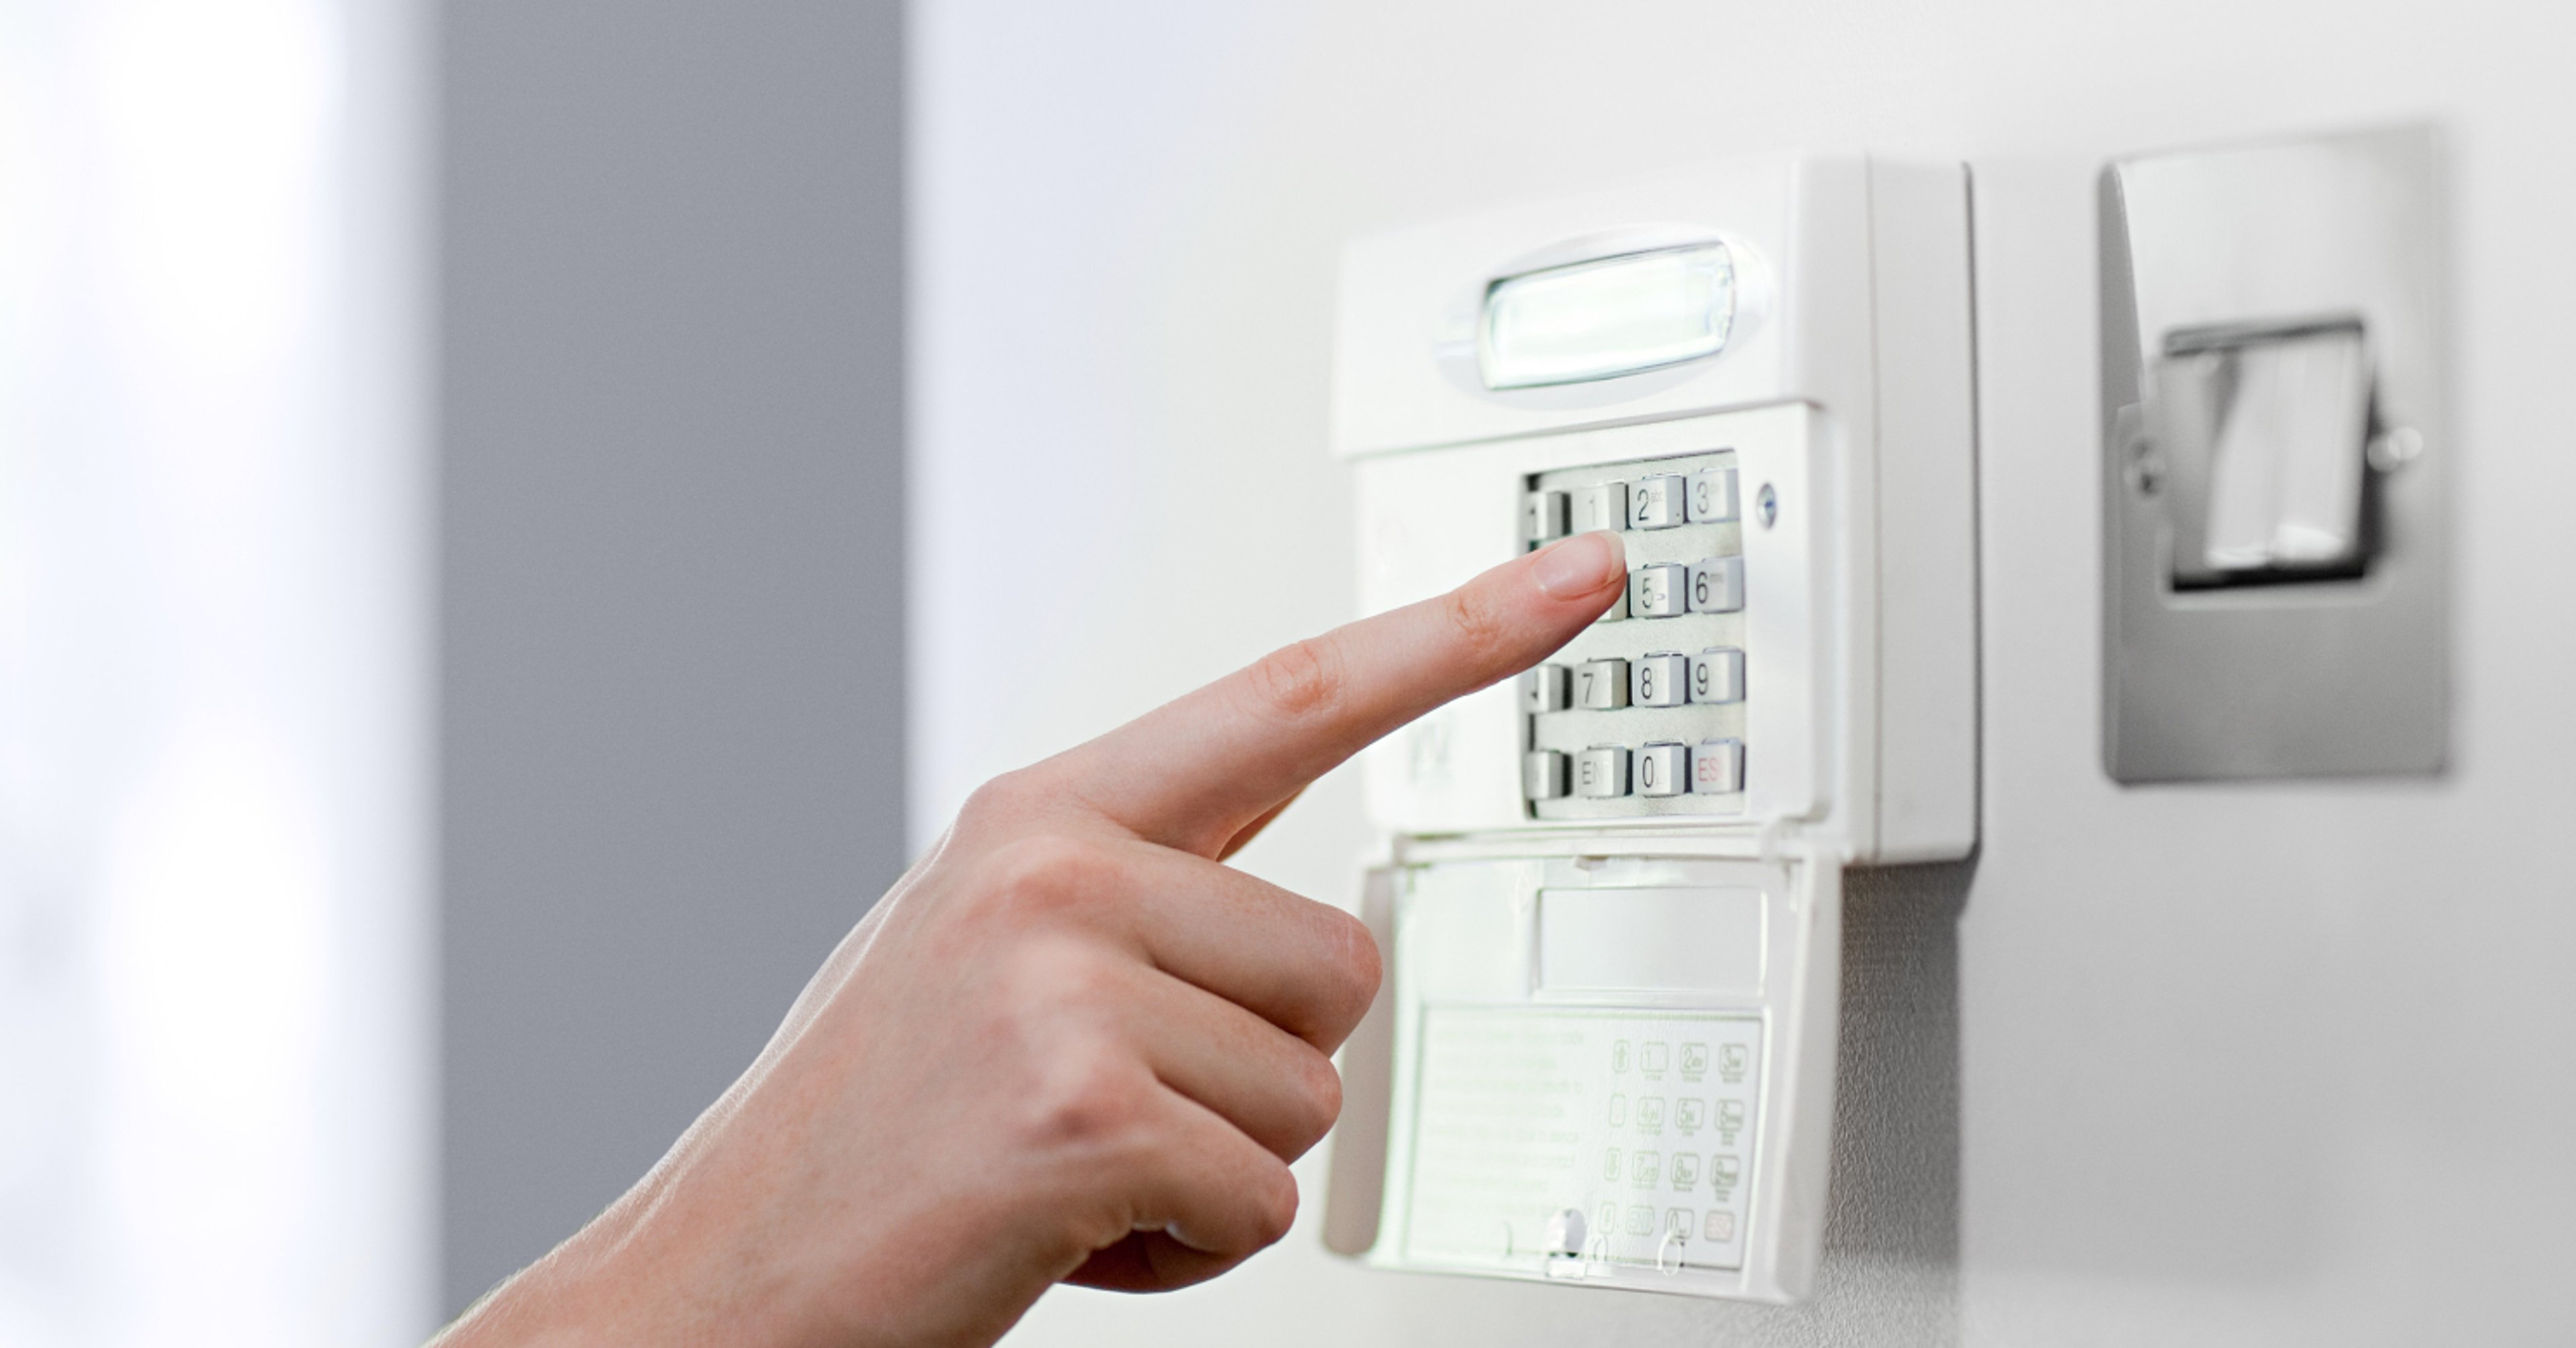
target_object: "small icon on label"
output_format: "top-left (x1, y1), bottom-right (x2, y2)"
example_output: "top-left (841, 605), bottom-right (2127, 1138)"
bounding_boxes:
top-left (1607, 1093), bottom-right (1627, 1127)
top-left (1611, 1040), bottom-right (1631, 1074)
top-left (1670, 1153), bottom-right (1701, 1189)
top-left (1680, 1043), bottom-right (1710, 1079)
top-left (1603, 1147), bottom-right (1621, 1181)
top-left (1642, 1042), bottom-right (1670, 1075)
top-left (1627, 1204), bottom-right (1656, 1237)
top-left (1676, 1098), bottom-right (1706, 1133)
top-left (1718, 1043), bottom-right (1749, 1083)
top-left (1635, 1096), bottom-right (1665, 1133)
top-left (1703, 1210), bottom-right (1736, 1242)
top-left (1631, 1151), bottom-right (1662, 1188)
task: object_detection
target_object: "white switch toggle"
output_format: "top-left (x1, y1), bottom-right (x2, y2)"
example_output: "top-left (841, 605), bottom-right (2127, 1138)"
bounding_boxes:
top-left (2155, 321), bottom-right (2373, 584)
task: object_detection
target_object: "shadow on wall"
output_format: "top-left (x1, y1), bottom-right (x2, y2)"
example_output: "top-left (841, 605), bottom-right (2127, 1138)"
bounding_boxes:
top-left (1807, 859), bottom-right (1970, 1343)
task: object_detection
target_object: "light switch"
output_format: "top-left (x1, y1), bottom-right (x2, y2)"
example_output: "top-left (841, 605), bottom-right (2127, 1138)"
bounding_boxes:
top-left (2154, 321), bottom-right (2372, 586)
top-left (2099, 123), bottom-right (2448, 782)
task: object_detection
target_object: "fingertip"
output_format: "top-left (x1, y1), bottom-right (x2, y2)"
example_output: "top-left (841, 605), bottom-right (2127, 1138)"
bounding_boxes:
top-left (1530, 530), bottom-right (1626, 601)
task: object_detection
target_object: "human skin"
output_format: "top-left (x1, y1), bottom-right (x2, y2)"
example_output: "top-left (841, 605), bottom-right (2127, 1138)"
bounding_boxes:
top-left (431, 529), bottom-right (1628, 1348)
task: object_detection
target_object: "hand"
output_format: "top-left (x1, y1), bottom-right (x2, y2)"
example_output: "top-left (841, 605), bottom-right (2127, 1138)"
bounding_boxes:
top-left (431, 529), bottom-right (1629, 1348)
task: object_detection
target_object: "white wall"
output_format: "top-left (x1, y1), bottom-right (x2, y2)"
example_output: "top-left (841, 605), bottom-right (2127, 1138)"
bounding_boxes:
top-left (914, 1), bottom-right (2576, 1343)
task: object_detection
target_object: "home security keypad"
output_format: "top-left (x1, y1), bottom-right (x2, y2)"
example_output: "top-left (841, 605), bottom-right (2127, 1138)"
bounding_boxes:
top-left (1521, 450), bottom-right (1747, 820)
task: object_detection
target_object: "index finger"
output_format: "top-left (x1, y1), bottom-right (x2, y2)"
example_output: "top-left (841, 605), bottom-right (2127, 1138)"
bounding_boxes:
top-left (1037, 530), bottom-right (1627, 856)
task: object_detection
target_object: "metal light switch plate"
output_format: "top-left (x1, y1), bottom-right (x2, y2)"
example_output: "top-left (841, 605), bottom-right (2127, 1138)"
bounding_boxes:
top-left (2100, 125), bottom-right (2450, 782)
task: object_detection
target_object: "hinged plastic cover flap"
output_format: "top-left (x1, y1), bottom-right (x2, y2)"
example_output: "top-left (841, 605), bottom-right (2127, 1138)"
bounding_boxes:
top-left (1326, 849), bottom-right (1841, 1302)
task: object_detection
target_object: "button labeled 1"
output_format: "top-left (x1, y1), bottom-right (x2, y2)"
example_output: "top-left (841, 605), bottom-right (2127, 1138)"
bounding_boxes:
top-left (1572, 482), bottom-right (1628, 534)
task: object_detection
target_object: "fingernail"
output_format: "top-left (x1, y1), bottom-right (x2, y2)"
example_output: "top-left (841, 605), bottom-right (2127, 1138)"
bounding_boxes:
top-left (1531, 531), bottom-right (1625, 600)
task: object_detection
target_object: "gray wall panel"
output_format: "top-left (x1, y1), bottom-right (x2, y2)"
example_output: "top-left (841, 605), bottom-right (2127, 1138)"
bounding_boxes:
top-left (437, 0), bottom-right (904, 1312)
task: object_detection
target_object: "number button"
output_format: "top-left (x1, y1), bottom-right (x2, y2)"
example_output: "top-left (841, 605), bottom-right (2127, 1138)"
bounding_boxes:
top-left (1632, 653), bottom-right (1688, 708)
top-left (1688, 466), bottom-right (1739, 523)
top-left (1630, 564), bottom-right (1687, 619)
top-left (1688, 556), bottom-right (1745, 614)
top-left (1521, 664), bottom-right (1572, 713)
top-left (1630, 475), bottom-right (1686, 529)
top-left (1576, 659), bottom-right (1631, 710)
top-left (1688, 648), bottom-right (1744, 704)
top-left (1572, 482), bottom-right (1628, 534)
top-left (1576, 745), bottom-right (1631, 798)
top-left (1637, 742), bottom-right (1689, 798)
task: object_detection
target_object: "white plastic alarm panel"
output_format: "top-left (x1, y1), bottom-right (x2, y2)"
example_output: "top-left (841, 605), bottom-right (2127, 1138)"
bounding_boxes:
top-left (1318, 153), bottom-right (1976, 1303)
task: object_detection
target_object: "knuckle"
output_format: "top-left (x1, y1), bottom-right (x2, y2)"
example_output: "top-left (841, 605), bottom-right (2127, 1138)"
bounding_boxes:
top-left (1287, 1049), bottom-right (1344, 1150)
top-left (981, 833), bottom-right (1114, 917)
top-left (1250, 1166), bottom-right (1300, 1247)
top-left (1319, 909), bottom-right (1384, 1031)
top-left (1247, 636), bottom-right (1348, 724)
top-left (954, 771), bottom-right (1037, 833)
top-left (1020, 1041), bottom-right (1146, 1151)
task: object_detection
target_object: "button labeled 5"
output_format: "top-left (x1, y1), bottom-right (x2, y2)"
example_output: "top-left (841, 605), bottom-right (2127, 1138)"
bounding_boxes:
top-left (1631, 564), bottom-right (1687, 619)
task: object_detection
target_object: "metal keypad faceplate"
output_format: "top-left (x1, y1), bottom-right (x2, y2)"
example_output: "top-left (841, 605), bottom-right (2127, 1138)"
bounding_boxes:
top-left (1523, 450), bottom-right (1747, 821)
